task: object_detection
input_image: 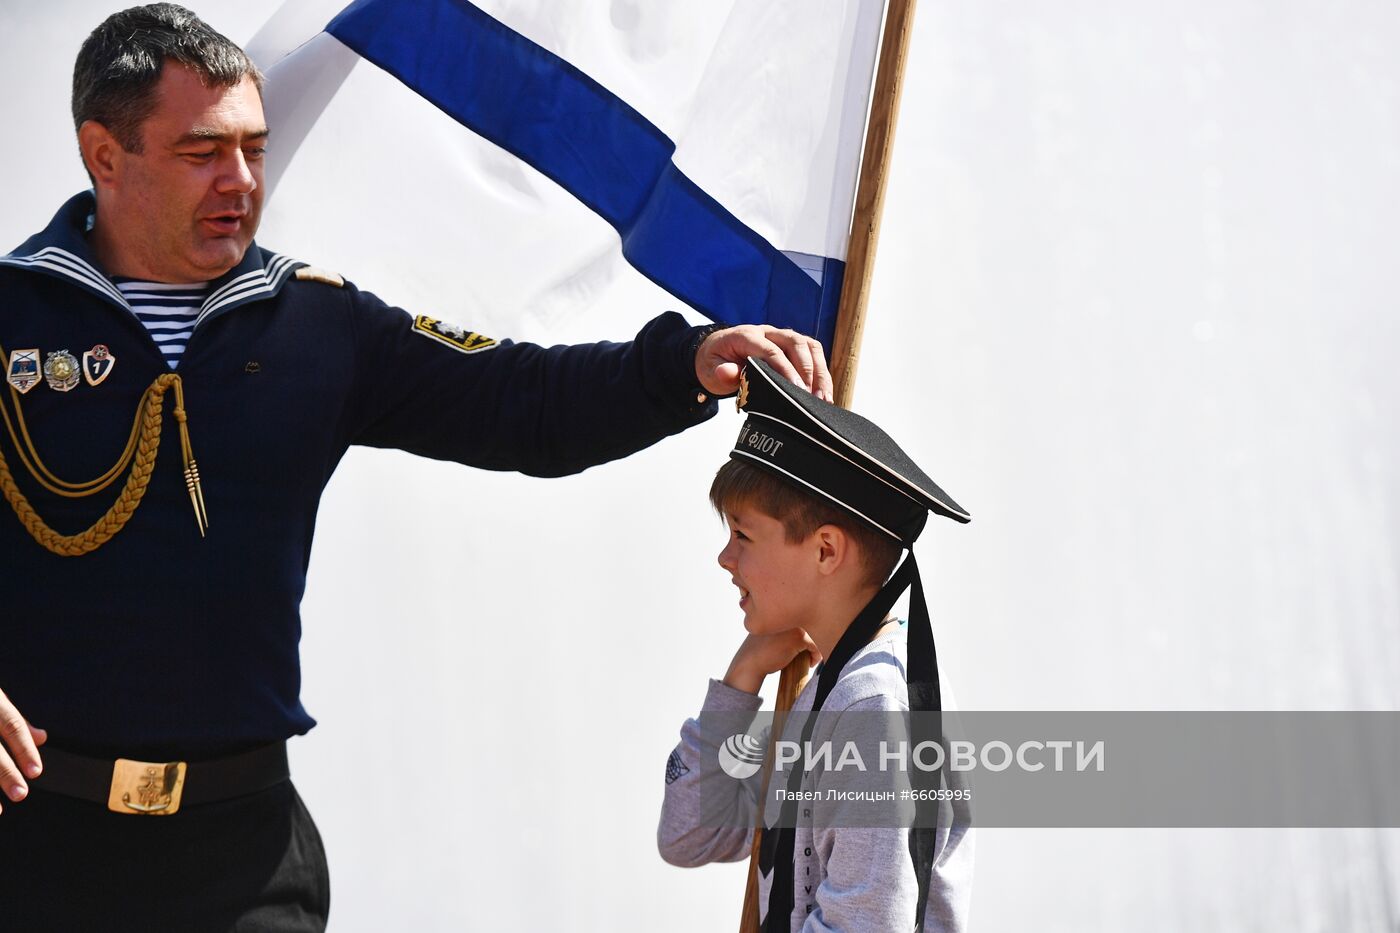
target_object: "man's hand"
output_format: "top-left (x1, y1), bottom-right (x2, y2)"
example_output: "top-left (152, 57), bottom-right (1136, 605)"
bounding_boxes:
top-left (695, 325), bottom-right (834, 402)
top-left (0, 687), bottom-right (46, 815)
top-left (723, 629), bottom-right (823, 696)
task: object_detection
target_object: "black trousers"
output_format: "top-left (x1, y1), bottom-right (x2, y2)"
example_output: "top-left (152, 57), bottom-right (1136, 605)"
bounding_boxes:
top-left (0, 780), bottom-right (330, 932)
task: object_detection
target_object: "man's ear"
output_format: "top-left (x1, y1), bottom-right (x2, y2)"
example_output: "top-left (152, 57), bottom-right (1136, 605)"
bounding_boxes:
top-left (78, 120), bottom-right (125, 190)
top-left (814, 524), bottom-right (849, 577)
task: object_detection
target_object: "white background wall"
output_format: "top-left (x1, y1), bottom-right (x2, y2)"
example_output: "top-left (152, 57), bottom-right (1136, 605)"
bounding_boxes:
top-left (3, 1), bottom-right (1398, 930)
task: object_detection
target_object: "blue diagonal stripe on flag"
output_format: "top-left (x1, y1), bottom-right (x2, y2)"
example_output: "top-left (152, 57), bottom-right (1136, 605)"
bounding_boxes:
top-left (325, 0), bottom-right (840, 349)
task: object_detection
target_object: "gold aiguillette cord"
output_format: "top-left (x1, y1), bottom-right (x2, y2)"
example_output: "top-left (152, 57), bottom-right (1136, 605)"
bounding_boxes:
top-left (0, 341), bottom-right (208, 556)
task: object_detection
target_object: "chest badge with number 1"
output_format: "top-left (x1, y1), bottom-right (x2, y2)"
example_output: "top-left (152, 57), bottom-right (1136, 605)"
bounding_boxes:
top-left (83, 344), bottom-right (116, 387)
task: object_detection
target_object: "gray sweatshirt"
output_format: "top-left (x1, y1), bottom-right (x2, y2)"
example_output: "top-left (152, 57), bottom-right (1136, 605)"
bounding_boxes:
top-left (658, 625), bottom-right (974, 932)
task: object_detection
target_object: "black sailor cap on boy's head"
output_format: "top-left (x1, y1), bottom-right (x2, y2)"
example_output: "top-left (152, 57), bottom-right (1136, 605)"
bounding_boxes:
top-left (731, 356), bottom-right (970, 546)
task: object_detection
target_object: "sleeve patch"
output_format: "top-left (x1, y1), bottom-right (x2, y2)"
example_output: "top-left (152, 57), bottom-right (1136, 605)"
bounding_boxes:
top-left (411, 315), bottom-right (498, 354)
top-left (665, 749), bottom-right (690, 785)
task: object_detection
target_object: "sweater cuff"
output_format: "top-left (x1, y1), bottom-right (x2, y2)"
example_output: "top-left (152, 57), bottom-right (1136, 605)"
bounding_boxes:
top-left (642, 311), bottom-right (722, 419)
top-left (702, 678), bottom-right (765, 713)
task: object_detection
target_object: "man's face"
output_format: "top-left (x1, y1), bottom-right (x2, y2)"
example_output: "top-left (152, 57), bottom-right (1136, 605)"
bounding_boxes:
top-left (716, 505), bottom-right (820, 636)
top-left (108, 64), bottom-right (267, 282)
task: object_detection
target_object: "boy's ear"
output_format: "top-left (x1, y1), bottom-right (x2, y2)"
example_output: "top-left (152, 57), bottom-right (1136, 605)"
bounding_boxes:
top-left (814, 524), bottom-right (849, 577)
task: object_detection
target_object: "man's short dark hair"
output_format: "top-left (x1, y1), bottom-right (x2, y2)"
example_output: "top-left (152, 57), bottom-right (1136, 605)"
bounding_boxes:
top-left (72, 3), bottom-right (263, 155)
top-left (709, 458), bottom-right (903, 590)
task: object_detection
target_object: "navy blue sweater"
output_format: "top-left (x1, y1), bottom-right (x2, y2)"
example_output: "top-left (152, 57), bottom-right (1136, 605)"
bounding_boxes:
top-left (0, 192), bottom-right (716, 758)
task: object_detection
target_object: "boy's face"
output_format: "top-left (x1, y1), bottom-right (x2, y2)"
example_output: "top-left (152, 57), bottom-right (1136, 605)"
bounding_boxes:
top-left (717, 505), bottom-right (820, 635)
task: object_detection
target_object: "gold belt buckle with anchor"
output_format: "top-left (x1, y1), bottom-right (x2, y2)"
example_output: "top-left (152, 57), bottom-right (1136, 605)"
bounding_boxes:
top-left (107, 758), bottom-right (188, 815)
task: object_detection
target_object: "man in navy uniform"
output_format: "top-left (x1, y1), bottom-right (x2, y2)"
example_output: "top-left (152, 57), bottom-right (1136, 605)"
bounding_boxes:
top-left (0, 5), bottom-right (831, 928)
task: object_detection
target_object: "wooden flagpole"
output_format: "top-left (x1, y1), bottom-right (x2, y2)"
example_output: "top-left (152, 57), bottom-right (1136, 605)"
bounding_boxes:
top-left (738, 0), bottom-right (921, 928)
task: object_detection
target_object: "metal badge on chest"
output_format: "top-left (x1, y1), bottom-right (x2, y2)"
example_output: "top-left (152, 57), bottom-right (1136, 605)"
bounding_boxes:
top-left (7, 344), bottom-right (117, 394)
top-left (42, 350), bottom-right (81, 392)
top-left (83, 344), bottom-right (116, 386)
top-left (5, 348), bottom-right (40, 393)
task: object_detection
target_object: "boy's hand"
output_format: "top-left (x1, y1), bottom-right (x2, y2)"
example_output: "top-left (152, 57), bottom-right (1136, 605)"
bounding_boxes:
top-left (722, 630), bottom-right (822, 696)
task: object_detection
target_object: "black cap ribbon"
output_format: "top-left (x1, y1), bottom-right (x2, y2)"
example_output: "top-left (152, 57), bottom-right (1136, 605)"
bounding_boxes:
top-left (759, 552), bottom-right (942, 932)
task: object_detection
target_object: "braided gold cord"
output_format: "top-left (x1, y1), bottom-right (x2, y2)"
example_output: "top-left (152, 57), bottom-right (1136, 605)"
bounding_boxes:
top-left (6, 379), bottom-right (145, 496)
top-left (0, 372), bottom-right (178, 557)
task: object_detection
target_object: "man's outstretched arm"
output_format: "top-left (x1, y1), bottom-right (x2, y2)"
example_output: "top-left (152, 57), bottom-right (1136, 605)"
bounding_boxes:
top-left (336, 283), bottom-right (831, 476)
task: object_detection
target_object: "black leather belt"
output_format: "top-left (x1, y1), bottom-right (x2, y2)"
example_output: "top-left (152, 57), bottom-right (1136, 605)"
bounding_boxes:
top-left (35, 742), bottom-right (290, 815)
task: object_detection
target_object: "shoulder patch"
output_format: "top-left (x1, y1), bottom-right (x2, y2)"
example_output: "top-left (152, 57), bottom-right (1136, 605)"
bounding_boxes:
top-left (411, 315), bottom-right (498, 354)
top-left (294, 266), bottom-right (345, 287)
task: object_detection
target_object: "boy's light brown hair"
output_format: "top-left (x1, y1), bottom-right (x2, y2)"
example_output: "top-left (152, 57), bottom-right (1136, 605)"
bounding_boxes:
top-left (709, 458), bottom-right (902, 590)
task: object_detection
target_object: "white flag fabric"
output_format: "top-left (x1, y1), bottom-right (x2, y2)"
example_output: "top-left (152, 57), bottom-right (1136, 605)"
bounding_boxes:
top-left (247, 0), bottom-right (884, 349)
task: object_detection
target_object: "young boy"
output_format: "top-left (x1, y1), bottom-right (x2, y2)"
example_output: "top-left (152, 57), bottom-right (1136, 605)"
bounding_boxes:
top-left (658, 358), bottom-right (974, 932)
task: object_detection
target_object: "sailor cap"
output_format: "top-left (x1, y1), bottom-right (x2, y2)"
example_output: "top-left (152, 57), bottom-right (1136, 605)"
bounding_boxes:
top-left (731, 356), bottom-right (970, 547)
